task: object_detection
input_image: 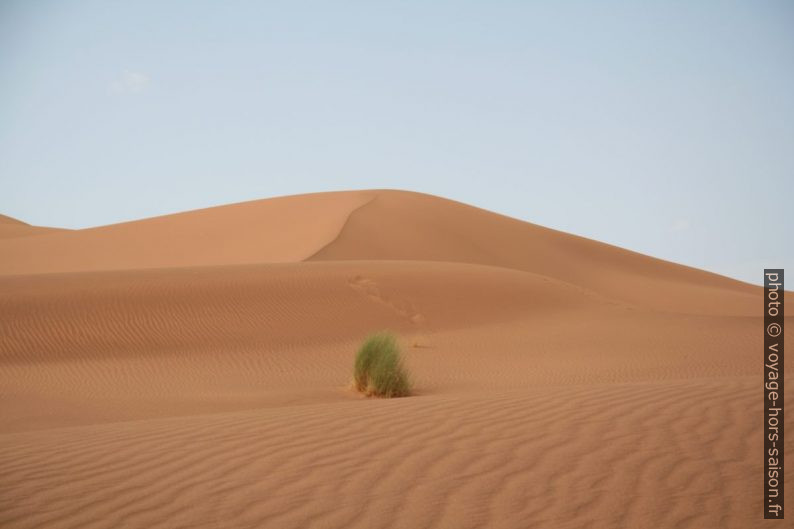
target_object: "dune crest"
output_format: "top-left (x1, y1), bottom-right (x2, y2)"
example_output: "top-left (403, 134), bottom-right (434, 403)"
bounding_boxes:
top-left (0, 189), bottom-right (761, 313)
top-left (0, 190), bottom-right (375, 275)
top-left (0, 214), bottom-right (67, 240)
top-left (308, 190), bottom-right (760, 314)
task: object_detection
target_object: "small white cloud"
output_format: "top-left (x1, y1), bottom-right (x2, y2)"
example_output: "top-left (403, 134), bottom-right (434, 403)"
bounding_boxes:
top-left (671, 218), bottom-right (690, 232)
top-left (111, 70), bottom-right (150, 93)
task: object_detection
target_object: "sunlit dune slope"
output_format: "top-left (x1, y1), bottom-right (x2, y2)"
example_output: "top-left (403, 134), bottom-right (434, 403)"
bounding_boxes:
top-left (0, 191), bottom-right (375, 274)
top-left (0, 214), bottom-right (66, 239)
top-left (308, 190), bottom-right (760, 314)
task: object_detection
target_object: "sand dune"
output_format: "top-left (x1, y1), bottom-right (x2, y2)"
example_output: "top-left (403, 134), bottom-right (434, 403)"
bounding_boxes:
top-left (0, 189), bottom-right (790, 528)
top-left (0, 191), bottom-right (374, 275)
top-left (0, 214), bottom-right (67, 239)
top-left (308, 190), bottom-right (760, 314)
top-left (0, 379), bottom-right (776, 529)
top-left (0, 190), bottom-right (759, 312)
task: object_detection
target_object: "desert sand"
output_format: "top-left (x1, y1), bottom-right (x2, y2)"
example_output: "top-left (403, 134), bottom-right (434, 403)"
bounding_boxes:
top-left (0, 189), bottom-right (790, 528)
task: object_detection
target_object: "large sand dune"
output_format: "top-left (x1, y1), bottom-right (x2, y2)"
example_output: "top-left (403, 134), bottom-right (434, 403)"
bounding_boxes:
top-left (0, 190), bottom-right (790, 528)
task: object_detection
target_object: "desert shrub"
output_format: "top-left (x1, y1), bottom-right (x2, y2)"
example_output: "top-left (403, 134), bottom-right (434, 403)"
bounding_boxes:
top-left (353, 332), bottom-right (411, 398)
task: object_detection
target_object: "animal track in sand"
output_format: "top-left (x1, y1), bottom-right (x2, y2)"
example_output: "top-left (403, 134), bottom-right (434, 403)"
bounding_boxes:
top-left (347, 275), bottom-right (426, 325)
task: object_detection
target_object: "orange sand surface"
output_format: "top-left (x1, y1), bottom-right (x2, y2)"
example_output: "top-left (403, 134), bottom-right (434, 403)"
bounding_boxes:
top-left (0, 190), bottom-right (790, 528)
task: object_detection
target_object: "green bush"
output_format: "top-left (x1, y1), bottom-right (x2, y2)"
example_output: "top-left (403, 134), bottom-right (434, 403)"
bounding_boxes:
top-left (353, 332), bottom-right (411, 398)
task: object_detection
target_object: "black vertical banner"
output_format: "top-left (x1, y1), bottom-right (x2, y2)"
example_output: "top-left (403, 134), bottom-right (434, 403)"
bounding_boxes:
top-left (764, 269), bottom-right (784, 520)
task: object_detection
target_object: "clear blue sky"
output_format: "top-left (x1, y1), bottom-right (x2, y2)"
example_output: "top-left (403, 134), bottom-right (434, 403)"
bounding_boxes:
top-left (1, 0), bottom-right (792, 285)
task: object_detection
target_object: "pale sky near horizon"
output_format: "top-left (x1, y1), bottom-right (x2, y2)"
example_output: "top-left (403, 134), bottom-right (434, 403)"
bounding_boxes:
top-left (1, 0), bottom-right (792, 285)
